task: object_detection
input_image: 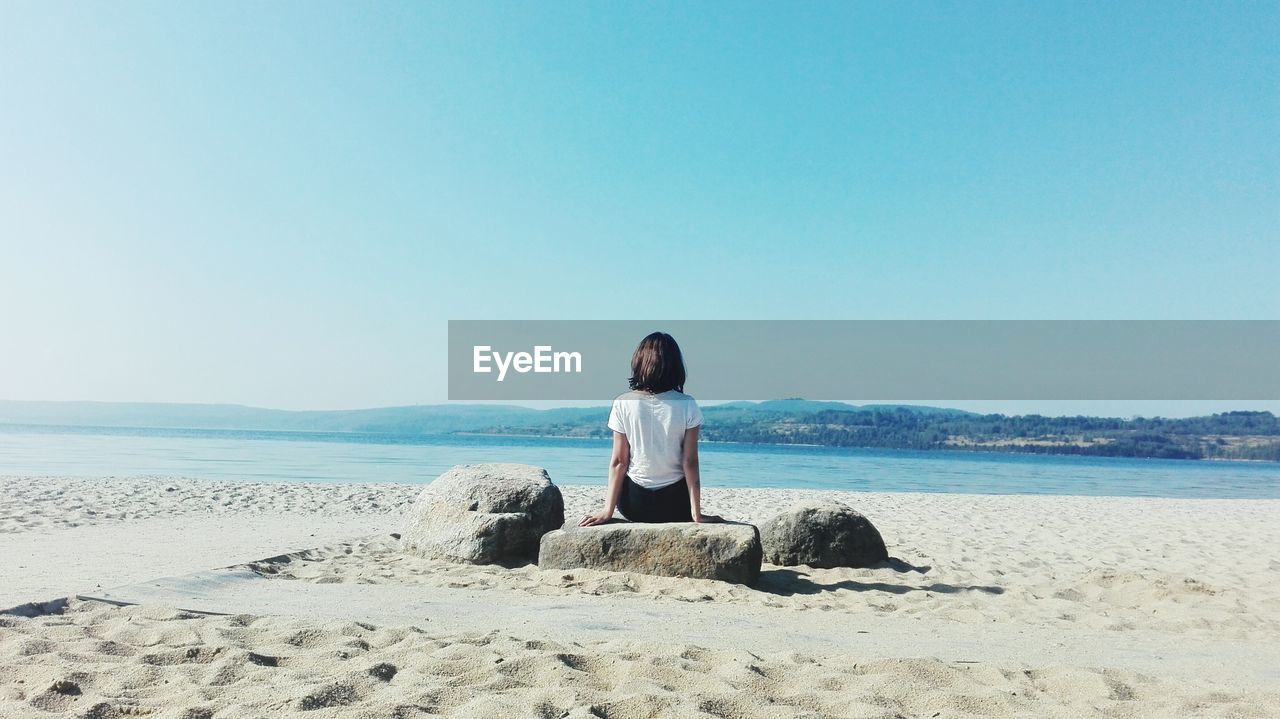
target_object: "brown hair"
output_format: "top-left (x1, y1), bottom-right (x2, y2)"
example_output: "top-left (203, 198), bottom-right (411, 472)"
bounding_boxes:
top-left (628, 332), bottom-right (686, 394)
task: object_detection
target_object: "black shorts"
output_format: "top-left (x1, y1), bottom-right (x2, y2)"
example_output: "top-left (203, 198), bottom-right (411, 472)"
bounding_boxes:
top-left (617, 475), bottom-right (693, 523)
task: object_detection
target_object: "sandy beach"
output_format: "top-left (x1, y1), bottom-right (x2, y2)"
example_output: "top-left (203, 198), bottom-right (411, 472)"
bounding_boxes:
top-left (2, 475), bottom-right (1278, 718)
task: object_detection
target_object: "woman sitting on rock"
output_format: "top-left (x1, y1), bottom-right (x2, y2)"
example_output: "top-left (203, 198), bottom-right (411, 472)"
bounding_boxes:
top-left (579, 332), bottom-right (721, 526)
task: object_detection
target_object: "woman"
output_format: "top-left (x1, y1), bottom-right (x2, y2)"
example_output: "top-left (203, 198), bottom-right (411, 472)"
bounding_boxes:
top-left (579, 332), bottom-right (721, 526)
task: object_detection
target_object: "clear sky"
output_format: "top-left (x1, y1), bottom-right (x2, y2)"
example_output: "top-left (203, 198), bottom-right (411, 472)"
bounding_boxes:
top-left (1, 2), bottom-right (1276, 415)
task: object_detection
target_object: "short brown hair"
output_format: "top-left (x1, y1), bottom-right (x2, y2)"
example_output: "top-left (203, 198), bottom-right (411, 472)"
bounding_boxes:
top-left (628, 332), bottom-right (686, 394)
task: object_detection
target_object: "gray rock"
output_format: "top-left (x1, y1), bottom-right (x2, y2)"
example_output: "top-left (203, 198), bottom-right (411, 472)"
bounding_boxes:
top-left (538, 522), bottom-right (763, 585)
top-left (400, 463), bottom-right (564, 564)
top-left (760, 501), bottom-right (888, 568)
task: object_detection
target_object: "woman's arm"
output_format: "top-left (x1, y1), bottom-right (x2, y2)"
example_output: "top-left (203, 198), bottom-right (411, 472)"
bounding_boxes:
top-left (683, 426), bottom-right (719, 523)
top-left (579, 431), bottom-right (628, 526)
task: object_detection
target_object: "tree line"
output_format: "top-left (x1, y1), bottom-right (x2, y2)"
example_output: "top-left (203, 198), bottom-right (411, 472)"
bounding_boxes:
top-left (481, 408), bottom-right (1280, 461)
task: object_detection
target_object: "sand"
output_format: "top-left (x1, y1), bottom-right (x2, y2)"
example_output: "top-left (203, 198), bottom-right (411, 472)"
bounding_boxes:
top-left (2, 475), bottom-right (1279, 718)
top-left (0, 476), bottom-right (419, 609)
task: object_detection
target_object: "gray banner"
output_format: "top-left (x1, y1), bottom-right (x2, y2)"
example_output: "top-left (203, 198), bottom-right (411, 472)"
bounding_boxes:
top-left (448, 320), bottom-right (1280, 401)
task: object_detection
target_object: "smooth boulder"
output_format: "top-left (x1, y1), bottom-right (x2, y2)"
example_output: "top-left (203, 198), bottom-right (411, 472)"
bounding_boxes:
top-left (400, 463), bottom-right (564, 564)
top-left (538, 522), bottom-right (763, 585)
top-left (760, 501), bottom-right (888, 568)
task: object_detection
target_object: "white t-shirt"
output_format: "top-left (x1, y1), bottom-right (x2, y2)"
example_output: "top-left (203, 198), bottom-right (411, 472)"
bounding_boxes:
top-left (607, 390), bottom-right (703, 489)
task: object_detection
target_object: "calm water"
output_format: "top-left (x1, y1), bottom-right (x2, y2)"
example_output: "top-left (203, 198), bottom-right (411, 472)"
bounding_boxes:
top-left (1, 424), bottom-right (1278, 499)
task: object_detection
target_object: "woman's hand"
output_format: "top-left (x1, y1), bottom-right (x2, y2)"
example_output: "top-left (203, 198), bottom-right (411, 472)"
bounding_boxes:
top-left (692, 512), bottom-right (723, 524)
top-left (578, 509), bottom-right (614, 527)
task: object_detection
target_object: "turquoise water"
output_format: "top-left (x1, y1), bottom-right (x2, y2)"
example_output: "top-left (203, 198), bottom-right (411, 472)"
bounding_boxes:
top-left (1, 424), bottom-right (1277, 499)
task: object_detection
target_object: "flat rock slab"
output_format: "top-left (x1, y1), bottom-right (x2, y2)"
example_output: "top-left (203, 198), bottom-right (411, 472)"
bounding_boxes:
top-left (538, 522), bottom-right (763, 585)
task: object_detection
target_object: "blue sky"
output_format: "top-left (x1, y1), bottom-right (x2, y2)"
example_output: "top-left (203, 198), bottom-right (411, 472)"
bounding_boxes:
top-left (1, 2), bottom-right (1276, 414)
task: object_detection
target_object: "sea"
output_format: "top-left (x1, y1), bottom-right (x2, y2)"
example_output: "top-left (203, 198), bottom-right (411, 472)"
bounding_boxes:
top-left (1, 424), bottom-right (1277, 499)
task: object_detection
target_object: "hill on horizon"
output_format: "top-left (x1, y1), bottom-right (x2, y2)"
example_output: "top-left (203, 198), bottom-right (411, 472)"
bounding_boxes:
top-left (1, 400), bottom-right (1277, 461)
top-left (0, 399), bottom-right (976, 435)
top-left (0, 400), bottom-right (600, 435)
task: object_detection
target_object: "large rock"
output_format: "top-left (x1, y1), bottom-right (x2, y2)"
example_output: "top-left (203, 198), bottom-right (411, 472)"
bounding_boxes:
top-left (538, 522), bottom-right (763, 585)
top-left (760, 501), bottom-right (888, 568)
top-left (400, 463), bottom-right (564, 565)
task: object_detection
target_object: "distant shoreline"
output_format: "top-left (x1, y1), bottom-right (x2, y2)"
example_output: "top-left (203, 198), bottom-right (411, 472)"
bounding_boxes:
top-left (444, 431), bottom-right (1272, 462)
top-left (2, 421), bottom-right (1276, 464)
top-left (453, 431), bottom-right (827, 447)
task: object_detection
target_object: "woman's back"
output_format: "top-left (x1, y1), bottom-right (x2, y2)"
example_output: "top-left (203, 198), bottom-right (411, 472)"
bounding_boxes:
top-left (580, 331), bottom-right (717, 527)
top-left (607, 390), bottom-right (703, 489)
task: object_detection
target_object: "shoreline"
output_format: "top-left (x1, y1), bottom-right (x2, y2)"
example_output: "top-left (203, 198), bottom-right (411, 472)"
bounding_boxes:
top-left (458, 430), bottom-right (1280, 461)
top-left (5, 422), bottom-right (1277, 464)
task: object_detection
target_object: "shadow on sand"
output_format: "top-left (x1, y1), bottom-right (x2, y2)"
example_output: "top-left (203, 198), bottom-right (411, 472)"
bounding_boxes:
top-left (755, 558), bottom-right (1003, 597)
